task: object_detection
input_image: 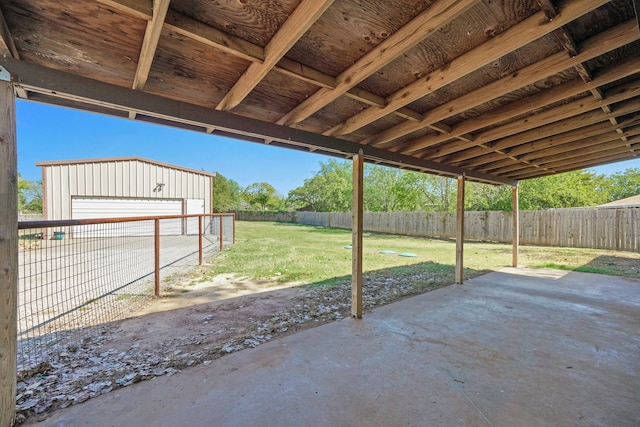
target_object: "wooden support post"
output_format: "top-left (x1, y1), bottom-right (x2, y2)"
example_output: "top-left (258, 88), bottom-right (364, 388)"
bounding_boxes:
top-left (219, 215), bottom-right (224, 252)
top-left (512, 185), bottom-right (519, 267)
top-left (232, 214), bottom-right (236, 244)
top-left (198, 215), bottom-right (203, 265)
top-left (154, 218), bottom-right (160, 296)
top-left (351, 150), bottom-right (364, 318)
top-left (455, 175), bottom-right (465, 284)
top-left (0, 79), bottom-right (17, 427)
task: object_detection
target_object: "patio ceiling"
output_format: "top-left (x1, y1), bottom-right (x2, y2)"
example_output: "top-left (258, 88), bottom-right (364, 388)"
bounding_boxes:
top-left (0, 0), bottom-right (639, 185)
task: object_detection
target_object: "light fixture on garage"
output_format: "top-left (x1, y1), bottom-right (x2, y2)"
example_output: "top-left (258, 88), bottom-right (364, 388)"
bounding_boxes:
top-left (153, 183), bottom-right (165, 193)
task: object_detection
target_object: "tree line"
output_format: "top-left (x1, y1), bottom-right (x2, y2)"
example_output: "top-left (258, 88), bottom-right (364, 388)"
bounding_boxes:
top-left (17, 160), bottom-right (639, 214)
top-left (213, 159), bottom-right (639, 212)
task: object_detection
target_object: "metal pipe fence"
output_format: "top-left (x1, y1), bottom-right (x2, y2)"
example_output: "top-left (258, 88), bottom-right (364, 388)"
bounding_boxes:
top-left (17, 213), bottom-right (235, 370)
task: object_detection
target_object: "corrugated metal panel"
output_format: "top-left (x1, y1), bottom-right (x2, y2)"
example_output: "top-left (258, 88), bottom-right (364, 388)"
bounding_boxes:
top-left (72, 197), bottom-right (183, 237)
top-left (43, 158), bottom-right (213, 220)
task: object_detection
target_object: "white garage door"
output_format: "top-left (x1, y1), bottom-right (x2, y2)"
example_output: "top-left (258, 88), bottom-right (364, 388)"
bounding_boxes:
top-left (72, 197), bottom-right (183, 237)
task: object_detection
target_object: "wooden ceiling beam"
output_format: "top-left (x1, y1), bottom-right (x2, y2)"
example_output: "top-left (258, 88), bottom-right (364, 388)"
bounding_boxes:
top-left (96, 0), bottom-right (436, 125)
top-left (477, 125), bottom-right (640, 174)
top-left (363, 18), bottom-right (638, 147)
top-left (0, 6), bottom-right (18, 59)
top-left (276, 0), bottom-right (480, 127)
top-left (162, 8), bottom-right (425, 123)
top-left (95, 0), bottom-right (152, 20)
top-left (493, 115), bottom-right (640, 162)
top-left (164, 11), bottom-right (264, 62)
top-left (216, 0), bottom-right (333, 111)
top-left (132, 0), bottom-right (170, 90)
top-left (428, 80), bottom-right (640, 162)
top-left (492, 132), bottom-right (640, 175)
top-left (398, 55), bottom-right (640, 156)
top-left (0, 56), bottom-right (516, 186)
top-left (325, 0), bottom-right (610, 140)
top-left (510, 150), bottom-right (639, 180)
top-left (509, 143), bottom-right (640, 179)
top-left (443, 98), bottom-right (640, 165)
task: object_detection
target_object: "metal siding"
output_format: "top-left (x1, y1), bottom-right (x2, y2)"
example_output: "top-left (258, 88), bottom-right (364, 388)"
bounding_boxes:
top-left (42, 158), bottom-right (212, 220)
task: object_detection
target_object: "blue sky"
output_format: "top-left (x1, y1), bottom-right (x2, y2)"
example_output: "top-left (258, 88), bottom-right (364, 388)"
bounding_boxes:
top-left (16, 100), bottom-right (640, 195)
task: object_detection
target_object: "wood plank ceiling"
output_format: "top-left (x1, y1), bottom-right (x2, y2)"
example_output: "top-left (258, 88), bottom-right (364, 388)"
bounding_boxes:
top-left (0, 0), bottom-right (638, 185)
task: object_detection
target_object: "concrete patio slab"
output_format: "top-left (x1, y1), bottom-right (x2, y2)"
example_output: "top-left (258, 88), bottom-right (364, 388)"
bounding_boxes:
top-left (33, 268), bottom-right (640, 427)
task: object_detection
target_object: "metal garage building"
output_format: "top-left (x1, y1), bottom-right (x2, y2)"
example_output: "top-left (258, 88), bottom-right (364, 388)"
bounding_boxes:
top-left (36, 157), bottom-right (215, 221)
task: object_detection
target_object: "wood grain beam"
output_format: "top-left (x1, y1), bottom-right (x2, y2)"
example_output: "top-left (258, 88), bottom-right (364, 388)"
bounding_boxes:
top-left (0, 80), bottom-right (17, 427)
top-left (509, 143), bottom-right (640, 179)
top-left (326, 0), bottom-right (610, 139)
top-left (398, 55), bottom-right (640, 156)
top-left (455, 175), bottom-right (465, 285)
top-left (429, 80), bottom-right (640, 162)
top-left (0, 56), bottom-right (516, 186)
top-left (443, 97), bottom-right (640, 165)
top-left (95, 0), bottom-right (152, 21)
top-left (490, 132), bottom-right (640, 175)
top-left (216, 0), bottom-right (333, 111)
top-left (511, 149), bottom-right (640, 179)
top-left (276, 0), bottom-right (480, 127)
top-left (478, 125), bottom-right (640, 173)
top-left (351, 150), bottom-right (363, 318)
top-left (101, 0), bottom-right (428, 124)
top-left (0, 6), bottom-right (18, 59)
top-left (132, 0), bottom-right (170, 90)
top-left (478, 115), bottom-right (640, 166)
top-left (364, 19), bottom-right (639, 147)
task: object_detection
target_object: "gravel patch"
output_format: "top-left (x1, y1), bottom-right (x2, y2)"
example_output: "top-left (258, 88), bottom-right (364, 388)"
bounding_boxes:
top-left (15, 266), bottom-right (455, 424)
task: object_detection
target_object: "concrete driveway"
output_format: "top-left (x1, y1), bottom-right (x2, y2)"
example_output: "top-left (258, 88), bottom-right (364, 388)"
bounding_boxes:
top-left (33, 267), bottom-right (640, 427)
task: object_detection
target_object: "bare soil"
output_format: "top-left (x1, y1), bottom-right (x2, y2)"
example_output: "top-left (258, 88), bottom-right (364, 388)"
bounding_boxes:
top-left (18, 263), bottom-right (450, 424)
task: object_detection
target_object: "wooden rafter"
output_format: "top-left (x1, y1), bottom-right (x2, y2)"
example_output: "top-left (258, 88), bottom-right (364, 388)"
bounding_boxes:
top-left (0, 6), bottom-right (18, 59)
top-left (0, 56), bottom-right (516, 186)
top-left (363, 19), bottom-right (639, 147)
top-left (216, 0), bottom-right (334, 111)
top-left (95, 0), bottom-right (152, 20)
top-left (428, 80), bottom-right (640, 162)
top-left (482, 116), bottom-right (640, 166)
top-left (276, 0), bottom-right (480, 127)
top-left (538, 0), bottom-right (631, 147)
top-left (509, 143), bottom-right (640, 179)
top-left (132, 0), bottom-right (170, 90)
top-left (329, 0), bottom-right (609, 140)
top-left (478, 128), bottom-right (640, 175)
top-left (398, 55), bottom-right (640, 156)
top-left (489, 133), bottom-right (640, 176)
top-left (106, 0), bottom-right (427, 125)
top-left (445, 100), bottom-right (640, 166)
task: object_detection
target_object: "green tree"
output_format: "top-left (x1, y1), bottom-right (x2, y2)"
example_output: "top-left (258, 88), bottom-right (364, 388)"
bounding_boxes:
top-left (518, 170), bottom-right (608, 209)
top-left (212, 173), bottom-right (242, 212)
top-left (18, 174), bottom-right (42, 213)
top-left (604, 168), bottom-right (640, 201)
top-left (243, 182), bottom-right (282, 210)
top-left (287, 159), bottom-right (352, 211)
top-left (465, 182), bottom-right (511, 211)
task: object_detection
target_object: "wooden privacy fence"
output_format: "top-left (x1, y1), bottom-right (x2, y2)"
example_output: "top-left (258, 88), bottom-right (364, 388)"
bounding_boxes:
top-left (238, 208), bottom-right (639, 252)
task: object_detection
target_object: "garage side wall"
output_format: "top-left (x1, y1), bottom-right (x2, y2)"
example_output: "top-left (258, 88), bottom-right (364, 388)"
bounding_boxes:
top-left (42, 159), bottom-right (212, 220)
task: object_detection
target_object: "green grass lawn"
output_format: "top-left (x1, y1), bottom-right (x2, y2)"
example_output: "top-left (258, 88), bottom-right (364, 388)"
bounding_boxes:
top-left (201, 221), bottom-right (640, 287)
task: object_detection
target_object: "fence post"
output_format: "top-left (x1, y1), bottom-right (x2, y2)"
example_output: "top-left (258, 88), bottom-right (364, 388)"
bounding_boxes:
top-left (219, 215), bottom-right (224, 252)
top-left (232, 213), bottom-right (236, 244)
top-left (351, 151), bottom-right (364, 319)
top-left (512, 185), bottom-right (519, 267)
top-left (198, 215), bottom-right (203, 265)
top-left (0, 79), bottom-right (17, 427)
top-left (154, 219), bottom-right (160, 296)
top-left (455, 175), bottom-right (465, 284)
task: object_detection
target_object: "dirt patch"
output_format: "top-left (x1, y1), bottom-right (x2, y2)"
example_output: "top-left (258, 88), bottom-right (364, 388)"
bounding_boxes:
top-left (17, 265), bottom-right (453, 425)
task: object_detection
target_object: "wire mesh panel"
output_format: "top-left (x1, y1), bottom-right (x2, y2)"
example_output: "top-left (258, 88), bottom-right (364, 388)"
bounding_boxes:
top-left (17, 214), bottom-right (235, 370)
